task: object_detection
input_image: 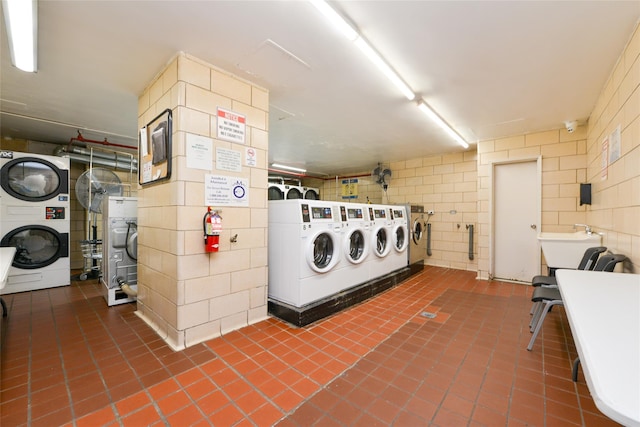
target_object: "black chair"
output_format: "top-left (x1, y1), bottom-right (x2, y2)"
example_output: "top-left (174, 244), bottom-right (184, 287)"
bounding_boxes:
top-left (529, 246), bottom-right (606, 315)
top-left (527, 253), bottom-right (627, 352)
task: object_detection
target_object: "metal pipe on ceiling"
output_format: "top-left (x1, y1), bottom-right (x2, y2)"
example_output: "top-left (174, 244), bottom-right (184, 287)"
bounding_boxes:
top-left (54, 146), bottom-right (137, 172)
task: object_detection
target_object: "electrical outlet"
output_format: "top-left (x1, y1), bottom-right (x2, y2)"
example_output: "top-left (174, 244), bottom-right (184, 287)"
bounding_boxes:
top-left (427, 210), bottom-right (434, 215)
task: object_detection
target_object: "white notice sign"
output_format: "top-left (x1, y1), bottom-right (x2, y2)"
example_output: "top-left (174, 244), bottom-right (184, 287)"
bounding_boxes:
top-left (216, 147), bottom-right (242, 172)
top-left (245, 147), bottom-right (257, 167)
top-left (217, 108), bottom-right (246, 144)
top-left (186, 133), bottom-right (213, 170)
top-left (205, 174), bottom-right (249, 206)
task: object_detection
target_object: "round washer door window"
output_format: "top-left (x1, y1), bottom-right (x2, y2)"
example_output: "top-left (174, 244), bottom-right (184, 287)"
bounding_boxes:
top-left (346, 229), bottom-right (366, 264)
top-left (1, 158), bottom-right (68, 202)
top-left (1, 225), bottom-right (69, 269)
top-left (412, 220), bottom-right (423, 244)
top-left (287, 188), bottom-right (303, 199)
top-left (268, 186), bottom-right (284, 200)
top-left (306, 230), bottom-right (339, 273)
top-left (372, 227), bottom-right (390, 257)
top-left (394, 226), bottom-right (408, 252)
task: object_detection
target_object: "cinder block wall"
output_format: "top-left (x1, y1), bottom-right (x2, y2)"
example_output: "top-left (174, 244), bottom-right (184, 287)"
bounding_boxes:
top-left (136, 53), bottom-right (269, 350)
top-left (586, 23), bottom-right (640, 272)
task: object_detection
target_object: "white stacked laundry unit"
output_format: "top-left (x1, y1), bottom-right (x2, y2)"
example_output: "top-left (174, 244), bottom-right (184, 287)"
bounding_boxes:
top-left (0, 151), bottom-right (70, 293)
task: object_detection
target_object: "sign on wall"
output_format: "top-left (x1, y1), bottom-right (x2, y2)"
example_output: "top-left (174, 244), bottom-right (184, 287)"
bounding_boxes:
top-left (205, 174), bottom-right (249, 206)
top-left (341, 178), bottom-right (358, 199)
top-left (186, 133), bottom-right (213, 170)
top-left (217, 108), bottom-right (246, 144)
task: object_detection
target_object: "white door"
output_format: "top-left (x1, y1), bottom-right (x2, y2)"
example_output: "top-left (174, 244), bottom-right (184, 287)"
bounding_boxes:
top-left (493, 160), bottom-right (540, 282)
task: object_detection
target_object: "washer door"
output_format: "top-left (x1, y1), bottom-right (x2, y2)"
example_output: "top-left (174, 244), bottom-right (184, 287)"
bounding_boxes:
top-left (412, 219), bottom-right (423, 244)
top-left (286, 187), bottom-right (303, 199)
top-left (304, 189), bottom-right (319, 200)
top-left (1, 157), bottom-right (69, 202)
top-left (345, 228), bottom-right (367, 264)
top-left (1, 225), bottom-right (69, 269)
top-left (371, 226), bottom-right (391, 257)
top-left (306, 230), bottom-right (339, 273)
top-left (268, 185), bottom-right (284, 200)
top-left (393, 225), bottom-right (408, 252)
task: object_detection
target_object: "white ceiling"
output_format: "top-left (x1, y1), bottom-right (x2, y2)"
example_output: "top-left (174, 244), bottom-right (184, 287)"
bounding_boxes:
top-left (1, 1), bottom-right (639, 177)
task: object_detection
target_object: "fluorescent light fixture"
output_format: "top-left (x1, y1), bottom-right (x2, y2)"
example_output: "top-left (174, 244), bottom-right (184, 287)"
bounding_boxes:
top-left (310, 0), bottom-right (414, 101)
top-left (417, 100), bottom-right (469, 149)
top-left (354, 37), bottom-right (415, 101)
top-left (271, 163), bottom-right (307, 173)
top-left (2, 0), bottom-right (37, 72)
top-left (309, 0), bottom-right (357, 41)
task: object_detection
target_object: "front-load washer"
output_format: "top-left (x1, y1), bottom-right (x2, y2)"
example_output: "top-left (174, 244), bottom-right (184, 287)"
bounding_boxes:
top-left (0, 219), bottom-right (70, 293)
top-left (335, 202), bottom-right (370, 289)
top-left (268, 199), bottom-right (343, 307)
top-left (389, 205), bottom-right (409, 271)
top-left (367, 204), bottom-right (393, 280)
top-left (408, 205), bottom-right (427, 265)
top-left (101, 196), bottom-right (138, 306)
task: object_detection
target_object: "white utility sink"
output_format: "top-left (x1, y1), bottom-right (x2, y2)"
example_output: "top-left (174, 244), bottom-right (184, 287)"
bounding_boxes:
top-left (538, 232), bottom-right (602, 269)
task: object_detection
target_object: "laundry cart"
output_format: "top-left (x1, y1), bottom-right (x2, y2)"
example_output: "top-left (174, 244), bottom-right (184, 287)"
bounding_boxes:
top-left (79, 238), bottom-right (102, 281)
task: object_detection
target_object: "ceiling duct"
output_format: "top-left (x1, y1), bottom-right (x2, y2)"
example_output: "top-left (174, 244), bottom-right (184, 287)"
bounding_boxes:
top-left (54, 145), bottom-right (138, 172)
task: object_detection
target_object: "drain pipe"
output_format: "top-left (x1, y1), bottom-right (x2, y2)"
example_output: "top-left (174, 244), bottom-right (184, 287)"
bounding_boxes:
top-left (466, 224), bottom-right (474, 260)
top-left (425, 211), bottom-right (434, 257)
top-left (116, 277), bottom-right (137, 297)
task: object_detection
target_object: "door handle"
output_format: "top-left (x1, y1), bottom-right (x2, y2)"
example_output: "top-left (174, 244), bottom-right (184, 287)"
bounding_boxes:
top-left (530, 224), bottom-right (537, 230)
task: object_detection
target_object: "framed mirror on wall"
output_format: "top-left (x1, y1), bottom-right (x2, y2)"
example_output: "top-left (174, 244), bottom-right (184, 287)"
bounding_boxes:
top-left (139, 108), bottom-right (172, 186)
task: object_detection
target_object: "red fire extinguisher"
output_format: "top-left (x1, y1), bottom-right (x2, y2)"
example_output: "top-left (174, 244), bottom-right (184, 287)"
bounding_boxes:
top-left (203, 207), bottom-right (222, 253)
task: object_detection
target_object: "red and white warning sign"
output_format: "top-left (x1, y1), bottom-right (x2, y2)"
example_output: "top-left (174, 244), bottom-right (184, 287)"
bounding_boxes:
top-left (217, 107), bottom-right (246, 144)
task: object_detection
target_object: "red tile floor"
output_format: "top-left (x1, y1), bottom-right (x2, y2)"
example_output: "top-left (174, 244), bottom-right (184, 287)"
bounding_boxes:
top-left (0, 266), bottom-right (620, 426)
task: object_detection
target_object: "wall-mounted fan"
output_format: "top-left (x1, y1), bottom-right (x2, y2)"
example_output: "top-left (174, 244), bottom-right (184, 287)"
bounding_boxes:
top-left (372, 163), bottom-right (392, 190)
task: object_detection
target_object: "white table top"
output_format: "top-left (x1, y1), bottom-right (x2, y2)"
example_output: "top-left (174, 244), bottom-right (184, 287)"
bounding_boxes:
top-left (556, 269), bottom-right (640, 427)
top-left (1, 247), bottom-right (17, 291)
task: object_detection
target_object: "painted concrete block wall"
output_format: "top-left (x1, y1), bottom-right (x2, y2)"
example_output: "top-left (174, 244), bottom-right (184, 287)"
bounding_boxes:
top-left (307, 175), bottom-right (384, 204)
top-left (586, 23), bottom-right (640, 272)
top-left (384, 152), bottom-right (479, 271)
top-left (136, 53), bottom-right (269, 350)
top-left (476, 129), bottom-right (588, 280)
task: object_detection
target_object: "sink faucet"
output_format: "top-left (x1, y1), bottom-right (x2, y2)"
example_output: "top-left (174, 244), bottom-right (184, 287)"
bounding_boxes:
top-left (574, 223), bottom-right (592, 235)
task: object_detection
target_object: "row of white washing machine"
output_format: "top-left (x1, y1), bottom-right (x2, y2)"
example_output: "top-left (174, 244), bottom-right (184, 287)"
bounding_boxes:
top-left (0, 151), bottom-right (71, 294)
top-left (268, 199), bottom-right (409, 308)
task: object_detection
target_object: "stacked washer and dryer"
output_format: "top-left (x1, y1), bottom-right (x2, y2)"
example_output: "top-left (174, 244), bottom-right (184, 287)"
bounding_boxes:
top-left (0, 151), bottom-right (71, 293)
top-left (268, 178), bottom-right (320, 201)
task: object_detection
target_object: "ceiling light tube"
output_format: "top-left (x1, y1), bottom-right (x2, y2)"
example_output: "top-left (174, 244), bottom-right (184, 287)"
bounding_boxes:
top-left (2, 0), bottom-right (37, 72)
top-left (309, 0), bottom-right (358, 41)
top-left (354, 37), bottom-right (415, 101)
top-left (271, 163), bottom-right (307, 173)
top-left (418, 101), bottom-right (469, 149)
